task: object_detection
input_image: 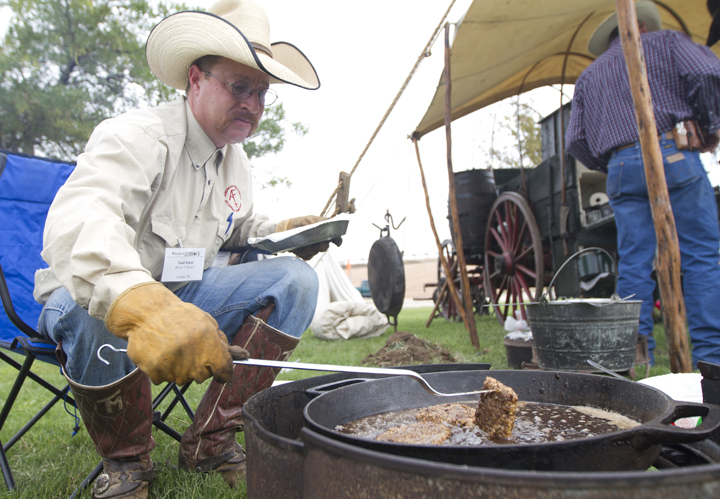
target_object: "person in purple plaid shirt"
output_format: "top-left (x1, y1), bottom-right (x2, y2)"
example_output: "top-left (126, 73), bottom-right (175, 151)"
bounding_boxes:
top-left (567, 1), bottom-right (720, 368)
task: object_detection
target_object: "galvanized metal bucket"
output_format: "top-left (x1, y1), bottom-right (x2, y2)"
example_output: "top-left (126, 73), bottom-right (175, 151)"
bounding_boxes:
top-left (526, 298), bottom-right (641, 372)
top-left (525, 247), bottom-right (641, 373)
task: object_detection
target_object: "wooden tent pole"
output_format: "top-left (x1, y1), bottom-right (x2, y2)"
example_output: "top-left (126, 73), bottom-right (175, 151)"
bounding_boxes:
top-left (615, 0), bottom-right (691, 372)
top-left (443, 23), bottom-right (480, 350)
top-left (413, 138), bottom-right (470, 331)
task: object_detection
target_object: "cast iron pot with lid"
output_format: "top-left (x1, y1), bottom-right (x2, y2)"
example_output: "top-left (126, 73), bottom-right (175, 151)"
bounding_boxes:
top-left (303, 369), bottom-right (720, 472)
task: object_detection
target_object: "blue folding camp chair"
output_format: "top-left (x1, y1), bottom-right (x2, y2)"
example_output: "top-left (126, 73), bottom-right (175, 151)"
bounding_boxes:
top-left (0, 150), bottom-right (193, 496)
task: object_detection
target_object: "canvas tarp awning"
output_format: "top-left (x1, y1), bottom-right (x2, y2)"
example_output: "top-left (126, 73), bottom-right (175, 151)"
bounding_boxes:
top-left (413, 0), bottom-right (718, 138)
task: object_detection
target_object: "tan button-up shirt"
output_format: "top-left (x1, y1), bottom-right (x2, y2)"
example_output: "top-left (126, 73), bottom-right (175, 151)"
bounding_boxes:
top-left (34, 97), bottom-right (276, 320)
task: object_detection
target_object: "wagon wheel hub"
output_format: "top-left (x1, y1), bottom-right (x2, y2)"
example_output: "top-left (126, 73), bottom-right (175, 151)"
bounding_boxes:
top-left (496, 251), bottom-right (516, 275)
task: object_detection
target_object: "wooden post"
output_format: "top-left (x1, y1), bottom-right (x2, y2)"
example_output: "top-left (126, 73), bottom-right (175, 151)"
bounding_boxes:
top-left (615, 0), bottom-right (692, 372)
top-left (413, 138), bottom-right (470, 332)
top-left (444, 23), bottom-right (480, 350)
top-left (336, 172), bottom-right (351, 214)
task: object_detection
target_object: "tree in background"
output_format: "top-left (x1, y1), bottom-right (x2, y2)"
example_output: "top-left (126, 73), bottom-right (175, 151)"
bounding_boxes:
top-left (0, 0), bottom-right (178, 158)
top-left (481, 97), bottom-right (542, 169)
top-left (244, 103), bottom-right (308, 189)
top-left (0, 0), bottom-right (306, 185)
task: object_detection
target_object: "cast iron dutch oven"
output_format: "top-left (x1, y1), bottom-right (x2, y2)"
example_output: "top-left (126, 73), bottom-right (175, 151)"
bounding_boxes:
top-left (303, 370), bottom-right (720, 472)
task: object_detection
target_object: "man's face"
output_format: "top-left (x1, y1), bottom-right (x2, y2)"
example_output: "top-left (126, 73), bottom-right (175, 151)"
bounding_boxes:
top-left (188, 57), bottom-right (269, 147)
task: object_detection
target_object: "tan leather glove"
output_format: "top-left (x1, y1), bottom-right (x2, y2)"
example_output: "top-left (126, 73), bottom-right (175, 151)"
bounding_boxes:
top-left (276, 215), bottom-right (343, 260)
top-left (105, 282), bottom-right (237, 386)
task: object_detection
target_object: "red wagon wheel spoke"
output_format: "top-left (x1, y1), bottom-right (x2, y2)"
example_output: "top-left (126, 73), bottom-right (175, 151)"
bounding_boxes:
top-left (484, 192), bottom-right (545, 326)
top-left (506, 204), bottom-right (519, 251)
top-left (489, 225), bottom-right (509, 254)
top-left (496, 274), bottom-right (508, 301)
top-left (515, 263), bottom-right (538, 280)
top-left (510, 277), bottom-right (521, 319)
top-left (501, 281), bottom-right (511, 319)
top-left (515, 272), bottom-right (534, 314)
top-left (515, 244), bottom-right (534, 262)
top-left (513, 221), bottom-right (529, 256)
top-left (498, 202), bottom-right (511, 243)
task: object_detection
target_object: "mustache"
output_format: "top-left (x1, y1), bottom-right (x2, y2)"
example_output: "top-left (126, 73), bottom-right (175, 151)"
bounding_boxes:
top-left (230, 111), bottom-right (259, 127)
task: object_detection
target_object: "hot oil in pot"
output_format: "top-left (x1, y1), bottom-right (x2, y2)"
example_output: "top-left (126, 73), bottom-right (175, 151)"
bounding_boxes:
top-left (336, 401), bottom-right (640, 446)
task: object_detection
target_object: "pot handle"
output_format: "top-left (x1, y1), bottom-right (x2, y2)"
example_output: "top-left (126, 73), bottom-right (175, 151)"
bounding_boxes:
top-left (631, 401), bottom-right (720, 450)
top-left (541, 247), bottom-right (616, 302)
top-left (305, 378), bottom-right (372, 399)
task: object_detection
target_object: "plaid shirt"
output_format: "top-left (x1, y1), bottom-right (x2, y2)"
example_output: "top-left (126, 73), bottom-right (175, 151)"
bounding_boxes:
top-left (566, 30), bottom-right (720, 172)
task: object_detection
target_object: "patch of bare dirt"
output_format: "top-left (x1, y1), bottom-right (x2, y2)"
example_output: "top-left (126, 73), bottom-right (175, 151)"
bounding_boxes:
top-left (362, 331), bottom-right (456, 367)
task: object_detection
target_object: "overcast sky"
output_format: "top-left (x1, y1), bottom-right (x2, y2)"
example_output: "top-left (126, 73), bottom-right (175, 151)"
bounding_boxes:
top-left (249, 0), bottom-right (568, 264)
top-left (4, 1), bottom-right (716, 265)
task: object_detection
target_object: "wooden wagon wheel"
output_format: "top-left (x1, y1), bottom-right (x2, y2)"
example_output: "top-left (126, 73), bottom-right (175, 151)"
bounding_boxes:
top-left (484, 191), bottom-right (544, 325)
top-left (433, 239), bottom-right (462, 321)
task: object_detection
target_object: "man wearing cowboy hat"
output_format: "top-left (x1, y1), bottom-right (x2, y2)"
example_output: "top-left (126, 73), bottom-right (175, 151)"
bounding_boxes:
top-left (567, 1), bottom-right (720, 368)
top-left (32, 0), bottom-right (331, 496)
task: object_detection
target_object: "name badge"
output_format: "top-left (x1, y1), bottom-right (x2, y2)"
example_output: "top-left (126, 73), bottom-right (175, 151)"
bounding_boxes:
top-left (161, 248), bottom-right (205, 282)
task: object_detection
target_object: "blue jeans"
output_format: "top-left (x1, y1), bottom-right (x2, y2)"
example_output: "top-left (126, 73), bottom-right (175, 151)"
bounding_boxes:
top-left (37, 256), bottom-right (319, 386)
top-left (606, 135), bottom-right (720, 367)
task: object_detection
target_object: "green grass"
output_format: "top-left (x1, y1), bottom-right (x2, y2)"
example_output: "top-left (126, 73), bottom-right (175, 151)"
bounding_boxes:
top-left (0, 308), bottom-right (673, 498)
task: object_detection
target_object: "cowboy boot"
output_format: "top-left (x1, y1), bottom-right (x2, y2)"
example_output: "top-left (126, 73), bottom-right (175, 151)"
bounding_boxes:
top-left (178, 303), bottom-right (299, 486)
top-left (66, 368), bottom-right (156, 499)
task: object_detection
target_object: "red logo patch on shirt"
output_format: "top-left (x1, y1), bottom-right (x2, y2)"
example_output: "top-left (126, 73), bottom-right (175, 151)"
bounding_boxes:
top-left (224, 185), bottom-right (242, 212)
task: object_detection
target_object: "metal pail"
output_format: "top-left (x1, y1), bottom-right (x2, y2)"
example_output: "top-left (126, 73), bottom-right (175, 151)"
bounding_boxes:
top-left (525, 298), bottom-right (641, 372)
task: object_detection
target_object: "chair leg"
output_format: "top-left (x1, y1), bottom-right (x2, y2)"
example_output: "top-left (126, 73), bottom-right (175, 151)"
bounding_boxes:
top-left (1, 438), bottom-right (15, 492)
top-left (0, 350), bottom-right (73, 403)
top-left (3, 385), bottom-right (70, 452)
top-left (0, 353), bottom-right (35, 492)
top-left (162, 383), bottom-right (194, 421)
top-left (69, 461), bottom-right (103, 499)
top-left (0, 353), bottom-right (35, 431)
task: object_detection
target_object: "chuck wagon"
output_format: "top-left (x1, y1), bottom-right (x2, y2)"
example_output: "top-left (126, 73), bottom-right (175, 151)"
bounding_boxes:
top-left (430, 104), bottom-right (618, 325)
top-left (414, 0), bottom-right (719, 327)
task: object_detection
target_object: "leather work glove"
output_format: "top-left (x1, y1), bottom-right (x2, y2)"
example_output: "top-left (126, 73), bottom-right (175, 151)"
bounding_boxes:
top-left (276, 215), bottom-right (343, 260)
top-left (105, 282), bottom-right (238, 386)
top-left (229, 346), bottom-right (250, 361)
top-left (275, 215), bottom-right (326, 232)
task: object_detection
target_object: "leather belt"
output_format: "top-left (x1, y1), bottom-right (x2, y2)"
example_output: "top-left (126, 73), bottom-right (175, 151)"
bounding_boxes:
top-left (615, 131), bottom-right (674, 153)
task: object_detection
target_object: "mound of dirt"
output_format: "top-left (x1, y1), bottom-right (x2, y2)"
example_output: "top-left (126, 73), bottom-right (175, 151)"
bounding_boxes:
top-left (362, 331), bottom-right (456, 367)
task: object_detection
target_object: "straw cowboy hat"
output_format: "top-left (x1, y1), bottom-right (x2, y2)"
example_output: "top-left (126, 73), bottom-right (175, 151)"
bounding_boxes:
top-left (588, 0), bottom-right (663, 56)
top-left (146, 0), bottom-right (319, 91)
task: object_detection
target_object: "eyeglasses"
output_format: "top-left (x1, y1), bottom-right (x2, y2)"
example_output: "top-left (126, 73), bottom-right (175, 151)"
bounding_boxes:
top-left (203, 71), bottom-right (278, 106)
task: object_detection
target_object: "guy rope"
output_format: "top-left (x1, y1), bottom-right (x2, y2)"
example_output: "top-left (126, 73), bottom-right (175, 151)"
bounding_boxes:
top-left (318, 0), bottom-right (457, 218)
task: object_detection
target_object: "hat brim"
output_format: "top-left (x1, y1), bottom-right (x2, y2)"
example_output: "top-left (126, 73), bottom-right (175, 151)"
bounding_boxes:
top-left (587, 1), bottom-right (663, 57)
top-left (146, 11), bottom-right (320, 91)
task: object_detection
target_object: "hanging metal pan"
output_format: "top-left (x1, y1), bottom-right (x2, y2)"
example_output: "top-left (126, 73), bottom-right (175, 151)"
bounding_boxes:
top-left (367, 236), bottom-right (405, 323)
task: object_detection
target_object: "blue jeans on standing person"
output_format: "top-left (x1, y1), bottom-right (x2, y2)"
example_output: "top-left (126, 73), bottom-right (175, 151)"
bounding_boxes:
top-left (37, 256), bottom-right (319, 386)
top-left (606, 133), bottom-right (720, 367)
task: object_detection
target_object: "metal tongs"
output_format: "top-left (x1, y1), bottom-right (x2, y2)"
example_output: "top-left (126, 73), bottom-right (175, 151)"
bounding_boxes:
top-left (97, 344), bottom-right (493, 398)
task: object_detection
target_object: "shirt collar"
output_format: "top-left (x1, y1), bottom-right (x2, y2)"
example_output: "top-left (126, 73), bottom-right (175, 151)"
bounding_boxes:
top-left (184, 97), bottom-right (227, 171)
